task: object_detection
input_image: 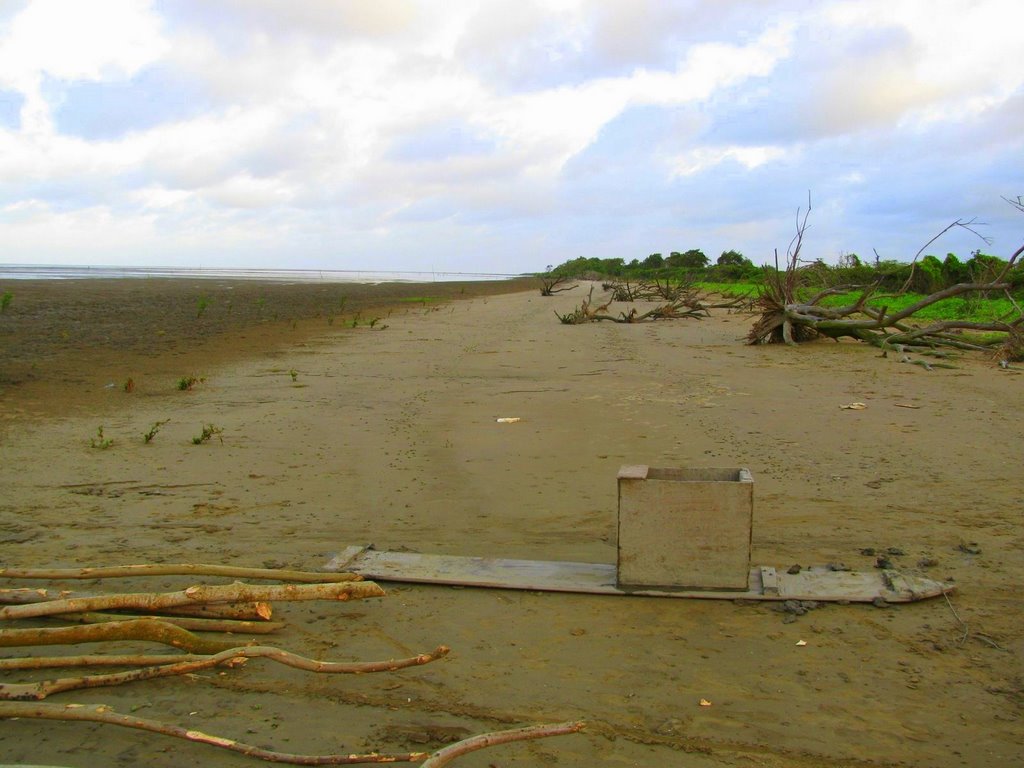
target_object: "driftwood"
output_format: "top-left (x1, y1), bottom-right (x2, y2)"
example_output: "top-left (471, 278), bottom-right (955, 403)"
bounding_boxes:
top-left (420, 721), bottom-right (585, 767)
top-left (0, 589), bottom-right (273, 620)
top-left (0, 701), bottom-right (431, 765)
top-left (0, 562), bottom-right (580, 765)
top-left (748, 197), bottom-right (1024, 355)
top-left (0, 644), bottom-right (449, 673)
top-left (555, 286), bottom-right (712, 324)
top-left (539, 274), bottom-right (578, 295)
top-left (0, 619), bottom-right (242, 654)
top-left (53, 611), bottom-right (285, 634)
top-left (0, 653), bottom-right (211, 670)
top-left (0, 644), bottom-right (450, 701)
top-left (0, 580), bottom-right (384, 622)
top-left (605, 278), bottom-right (703, 302)
top-left (0, 563), bottom-right (361, 583)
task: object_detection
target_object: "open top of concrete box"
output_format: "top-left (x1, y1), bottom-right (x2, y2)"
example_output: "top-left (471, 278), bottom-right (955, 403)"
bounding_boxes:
top-left (620, 466), bottom-right (753, 483)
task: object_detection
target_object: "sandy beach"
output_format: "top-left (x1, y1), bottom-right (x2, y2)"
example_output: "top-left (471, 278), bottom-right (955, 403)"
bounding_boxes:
top-left (0, 278), bottom-right (1021, 767)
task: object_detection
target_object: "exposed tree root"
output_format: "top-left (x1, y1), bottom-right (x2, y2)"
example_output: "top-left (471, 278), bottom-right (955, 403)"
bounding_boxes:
top-left (748, 197), bottom-right (1024, 355)
top-left (555, 285), bottom-right (731, 324)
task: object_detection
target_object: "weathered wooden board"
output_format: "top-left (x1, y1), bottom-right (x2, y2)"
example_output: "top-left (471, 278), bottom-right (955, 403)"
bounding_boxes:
top-left (325, 546), bottom-right (951, 603)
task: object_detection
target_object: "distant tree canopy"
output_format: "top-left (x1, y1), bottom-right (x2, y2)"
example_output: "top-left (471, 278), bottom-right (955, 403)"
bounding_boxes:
top-left (717, 250), bottom-right (746, 266)
top-left (666, 249), bottom-right (708, 269)
top-left (544, 247), bottom-right (1023, 292)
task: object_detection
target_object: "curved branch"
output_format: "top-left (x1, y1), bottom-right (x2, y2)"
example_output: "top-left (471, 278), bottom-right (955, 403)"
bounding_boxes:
top-left (0, 619), bottom-right (241, 654)
top-left (0, 702), bottom-right (429, 765)
top-left (0, 645), bottom-right (451, 701)
top-left (420, 721), bottom-right (585, 768)
top-left (887, 281), bottom-right (1010, 324)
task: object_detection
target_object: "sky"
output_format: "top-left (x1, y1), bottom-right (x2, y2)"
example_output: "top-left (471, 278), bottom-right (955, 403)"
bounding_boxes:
top-left (0, 0), bottom-right (1021, 275)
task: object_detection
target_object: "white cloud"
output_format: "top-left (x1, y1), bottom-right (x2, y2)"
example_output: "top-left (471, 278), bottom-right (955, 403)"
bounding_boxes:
top-left (0, 0), bottom-right (166, 87)
top-left (0, 1), bottom-right (1020, 271)
top-left (821, 0), bottom-right (1023, 125)
top-left (0, 0), bottom-right (168, 135)
top-left (671, 145), bottom-right (787, 177)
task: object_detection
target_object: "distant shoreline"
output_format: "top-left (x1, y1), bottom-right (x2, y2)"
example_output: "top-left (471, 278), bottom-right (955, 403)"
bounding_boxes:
top-left (0, 264), bottom-right (524, 282)
top-left (0, 275), bottom-right (538, 417)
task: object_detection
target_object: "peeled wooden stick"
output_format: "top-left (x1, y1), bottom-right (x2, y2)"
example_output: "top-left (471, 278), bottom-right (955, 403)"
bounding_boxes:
top-left (54, 611), bottom-right (285, 634)
top-left (0, 701), bottom-right (429, 765)
top-left (0, 653), bottom-right (208, 670)
top-left (0, 644), bottom-right (450, 672)
top-left (152, 601), bottom-right (273, 620)
top-left (0, 645), bottom-right (451, 700)
top-left (0, 563), bottom-right (361, 583)
top-left (420, 721), bottom-right (585, 767)
top-left (0, 590), bottom-right (273, 620)
top-left (0, 580), bottom-right (385, 622)
top-left (0, 619), bottom-right (243, 654)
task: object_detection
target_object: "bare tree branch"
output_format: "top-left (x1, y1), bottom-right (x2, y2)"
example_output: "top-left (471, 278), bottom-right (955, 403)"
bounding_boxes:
top-left (0, 702), bottom-right (430, 765)
top-left (0, 563), bottom-right (361, 583)
top-left (0, 645), bottom-right (450, 701)
top-left (0, 581), bottom-right (385, 622)
top-left (420, 721), bottom-right (585, 768)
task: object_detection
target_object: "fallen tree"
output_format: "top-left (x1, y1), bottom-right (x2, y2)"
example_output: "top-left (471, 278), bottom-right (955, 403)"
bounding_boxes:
top-left (539, 273), bottom-right (578, 296)
top-left (556, 285), bottom-right (744, 325)
top-left (747, 197), bottom-right (1024, 360)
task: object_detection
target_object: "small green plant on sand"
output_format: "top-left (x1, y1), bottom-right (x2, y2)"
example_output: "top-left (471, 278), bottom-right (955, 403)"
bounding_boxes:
top-left (143, 419), bottom-right (169, 444)
top-left (0, 292), bottom-right (12, 313)
top-left (196, 295), bottom-right (210, 318)
top-left (90, 426), bottom-right (113, 449)
top-left (177, 375), bottom-right (204, 391)
top-left (289, 369), bottom-right (298, 382)
top-left (192, 424), bottom-right (224, 445)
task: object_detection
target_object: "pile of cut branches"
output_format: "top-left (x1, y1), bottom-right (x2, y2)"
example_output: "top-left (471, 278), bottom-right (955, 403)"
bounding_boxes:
top-left (748, 197), bottom-right (1024, 361)
top-left (0, 562), bottom-right (583, 765)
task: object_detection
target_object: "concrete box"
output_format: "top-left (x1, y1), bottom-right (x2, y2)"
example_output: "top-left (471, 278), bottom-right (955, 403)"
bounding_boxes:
top-left (617, 466), bottom-right (753, 590)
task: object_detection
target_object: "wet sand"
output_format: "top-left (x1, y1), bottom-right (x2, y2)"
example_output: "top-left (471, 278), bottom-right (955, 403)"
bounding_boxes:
top-left (0, 278), bottom-right (1021, 767)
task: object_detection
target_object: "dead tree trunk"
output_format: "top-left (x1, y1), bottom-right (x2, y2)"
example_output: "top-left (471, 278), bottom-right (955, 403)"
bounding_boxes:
top-left (748, 200), bottom-right (1024, 358)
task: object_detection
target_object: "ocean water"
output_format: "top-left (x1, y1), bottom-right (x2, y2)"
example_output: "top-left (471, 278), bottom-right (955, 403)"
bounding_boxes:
top-left (0, 265), bottom-right (519, 283)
